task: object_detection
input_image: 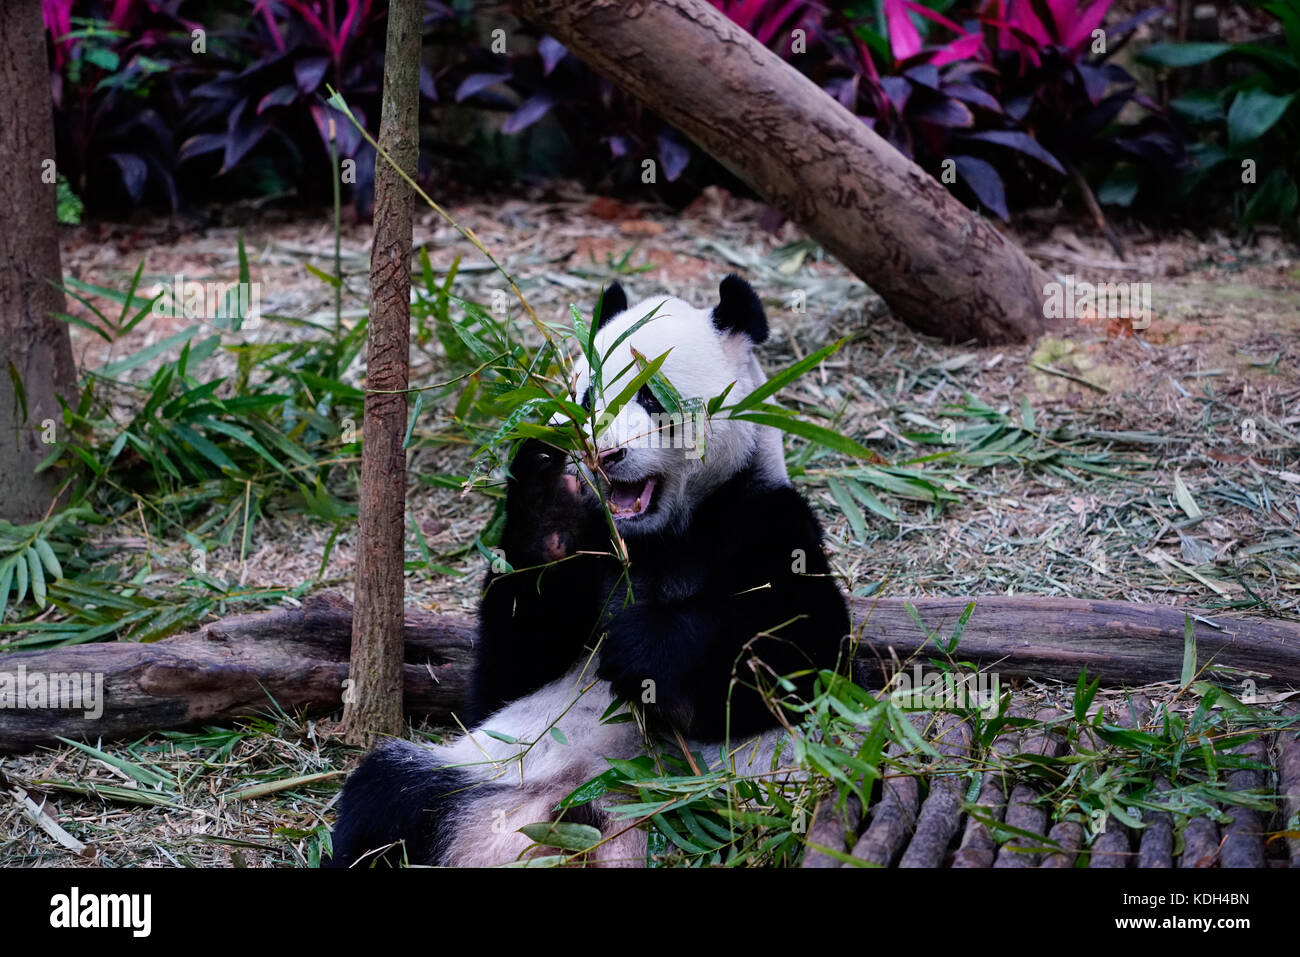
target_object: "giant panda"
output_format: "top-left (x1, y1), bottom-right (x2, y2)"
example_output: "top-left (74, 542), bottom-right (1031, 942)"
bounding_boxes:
top-left (327, 275), bottom-right (851, 867)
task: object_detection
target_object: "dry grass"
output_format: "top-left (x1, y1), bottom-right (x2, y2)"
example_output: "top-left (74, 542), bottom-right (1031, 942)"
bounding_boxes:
top-left (3, 188), bottom-right (1297, 866)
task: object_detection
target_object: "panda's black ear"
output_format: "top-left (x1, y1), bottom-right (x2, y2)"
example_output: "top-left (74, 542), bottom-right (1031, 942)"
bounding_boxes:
top-left (593, 282), bottom-right (627, 331)
top-left (712, 274), bottom-right (768, 343)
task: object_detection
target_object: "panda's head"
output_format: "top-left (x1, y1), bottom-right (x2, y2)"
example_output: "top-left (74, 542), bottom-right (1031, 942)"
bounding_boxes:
top-left (565, 275), bottom-right (788, 537)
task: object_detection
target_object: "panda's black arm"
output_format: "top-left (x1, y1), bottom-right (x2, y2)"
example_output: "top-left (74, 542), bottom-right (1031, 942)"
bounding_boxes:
top-left (595, 574), bottom-right (847, 739)
top-left (469, 560), bottom-right (608, 723)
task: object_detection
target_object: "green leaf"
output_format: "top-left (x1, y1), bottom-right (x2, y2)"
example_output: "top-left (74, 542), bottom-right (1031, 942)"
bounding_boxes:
top-left (6, 362), bottom-right (27, 423)
top-left (1227, 88), bottom-right (1296, 146)
top-left (843, 478), bottom-right (900, 523)
top-left (33, 538), bottom-right (62, 581)
top-left (1073, 667), bottom-right (1100, 723)
top-left (403, 391), bottom-right (423, 450)
top-left (1173, 473), bottom-right (1203, 520)
top-left (1180, 614), bottom-right (1197, 686)
top-left (0, 558), bottom-right (14, 622)
top-left (826, 477), bottom-right (867, 541)
top-left (1170, 91), bottom-right (1227, 124)
top-left (98, 326), bottom-right (199, 377)
top-left (13, 549), bottom-right (28, 606)
top-left (599, 350), bottom-right (670, 432)
top-left (729, 339), bottom-right (845, 415)
top-left (1138, 42), bottom-right (1231, 67)
top-left (549, 726), bottom-right (568, 745)
top-left (518, 821), bottom-right (602, 852)
top-left (732, 412), bottom-right (872, 458)
top-left (940, 600), bottom-right (975, 654)
top-left (55, 738), bottom-right (175, 789)
top-left (303, 263), bottom-right (342, 288)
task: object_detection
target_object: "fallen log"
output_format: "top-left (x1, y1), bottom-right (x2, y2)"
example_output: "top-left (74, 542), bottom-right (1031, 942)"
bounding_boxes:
top-left (994, 709), bottom-right (1064, 868)
top-left (519, 0), bottom-right (1052, 345)
top-left (1, 592), bottom-right (1299, 754)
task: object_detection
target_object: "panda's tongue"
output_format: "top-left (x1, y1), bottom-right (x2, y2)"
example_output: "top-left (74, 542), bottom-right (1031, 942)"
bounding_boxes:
top-left (609, 477), bottom-right (655, 516)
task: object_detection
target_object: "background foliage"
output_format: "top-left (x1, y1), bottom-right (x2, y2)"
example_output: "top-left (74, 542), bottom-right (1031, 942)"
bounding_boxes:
top-left (42, 1), bottom-right (1297, 231)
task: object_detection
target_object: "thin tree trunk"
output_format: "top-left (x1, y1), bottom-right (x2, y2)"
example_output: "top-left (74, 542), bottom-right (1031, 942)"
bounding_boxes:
top-left (340, 0), bottom-right (422, 745)
top-left (519, 0), bottom-right (1052, 344)
top-left (0, 2), bottom-right (77, 523)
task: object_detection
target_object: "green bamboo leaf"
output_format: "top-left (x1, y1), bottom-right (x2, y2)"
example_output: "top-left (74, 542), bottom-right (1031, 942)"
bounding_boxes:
top-left (26, 547), bottom-right (47, 609)
top-left (170, 424), bottom-right (238, 474)
top-left (52, 311), bottom-right (114, 342)
top-left (843, 477), bottom-right (900, 522)
top-left (730, 339), bottom-right (845, 415)
top-left (198, 419), bottom-right (293, 478)
top-left (598, 350), bottom-right (670, 433)
top-left (55, 738), bottom-right (176, 789)
top-left (0, 557), bottom-right (14, 621)
top-left (98, 326), bottom-right (199, 377)
top-left (403, 391), bottom-right (424, 450)
top-left (303, 262), bottom-right (342, 288)
top-left (1180, 614), bottom-right (1197, 686)
top-left (826, 477), bottom-right (867, 541)
top-left (14, 549), bottom-right (29, 606)
top-left (33, 538), bottom-right (62, 581)
top-left (7, 362), bottom-right (27, 423)
top-left (114, 259), bottom-right (146, 332)
top-left (732, 412), bottom-right (871, 458)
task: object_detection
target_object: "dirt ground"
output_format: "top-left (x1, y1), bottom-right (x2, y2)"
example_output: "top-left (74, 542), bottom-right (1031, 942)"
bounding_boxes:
top-left (2, 185), bottom-right (1298, 865)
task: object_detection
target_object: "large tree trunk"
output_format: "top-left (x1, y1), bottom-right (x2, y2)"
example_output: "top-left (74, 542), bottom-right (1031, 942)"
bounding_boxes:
top-left (0, 2), bottom-right (77, 523)
top-left (519, 0), bottom-right (1052, 344)
top-left (3, 592), bottom-right (1297, 754)
top-left (340, 0), bottom-right (422, 745)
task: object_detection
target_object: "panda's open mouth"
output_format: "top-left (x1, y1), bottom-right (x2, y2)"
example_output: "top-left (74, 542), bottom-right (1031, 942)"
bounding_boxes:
top-left (607, 476), bottom-right (658, 519)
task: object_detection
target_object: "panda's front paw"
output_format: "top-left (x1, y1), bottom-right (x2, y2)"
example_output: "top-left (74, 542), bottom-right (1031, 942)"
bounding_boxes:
top-left (503, 440), bottom-right (603, 564)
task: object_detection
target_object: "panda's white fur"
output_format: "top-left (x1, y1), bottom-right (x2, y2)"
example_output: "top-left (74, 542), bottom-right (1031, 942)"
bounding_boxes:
top-left (378, 662), bottom-right (791, 867)
top-left (328, 276), bottom-right (848, 868)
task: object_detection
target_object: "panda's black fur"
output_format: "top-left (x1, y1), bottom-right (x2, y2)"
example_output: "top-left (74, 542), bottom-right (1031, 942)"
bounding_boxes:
top-left (328, 276), bottom-right (850, 867)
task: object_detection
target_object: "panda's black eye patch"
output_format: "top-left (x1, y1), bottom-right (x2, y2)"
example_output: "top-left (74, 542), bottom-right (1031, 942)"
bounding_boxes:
top-left (581, 386), bottom-right (593, 412)
top-left (637, 385), bottom-right (665, 415)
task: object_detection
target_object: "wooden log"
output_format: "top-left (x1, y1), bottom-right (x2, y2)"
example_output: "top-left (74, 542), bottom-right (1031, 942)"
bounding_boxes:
top-left (952, 712), bottom-right (1022, 868)
top-left (2, 592), bottom-right (1299, 754)
top-left (1039, 822), bottom-right (1084, 868)
top-left (1089, 698), bottom-right (1144, 868)
top-left (1219, 736), bottom-right (1268, 868)
top-left (847, 733), bottom-right (921, 867)
top-left (518, 0), bottom-right (1052, 345)
top-left (799, 794), bottom-right (862, 868)
top-left (994, 709), bottom-right (1065, 868)
top-left (1281, 707), bottom-right (1300, 868)
top-left (1137, 777), bottom-right (1176, 869)
top-left (854, 597), bottom-right (1300, 688)
top-left (898, 714), bottom-right (972, 868)
top-left (0, 592), bottom-right (474, 754)
top-left (1180, 814), bottom-right (1220, 868)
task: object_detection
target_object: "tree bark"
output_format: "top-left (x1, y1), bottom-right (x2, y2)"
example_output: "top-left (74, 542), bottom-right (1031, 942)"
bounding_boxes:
top-left (340, 0), bottom-right (422, 745)
top-left (518, 0), bottom-right (1052, 344)
top-left (3, 593), bottom-right (1298, 754)
top-left (0, 2), bottom-right (77, 522)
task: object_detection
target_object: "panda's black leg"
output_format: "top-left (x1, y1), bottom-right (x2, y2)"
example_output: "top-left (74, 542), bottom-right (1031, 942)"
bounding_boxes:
top-left (326, 740), bottom-right (464, 868)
